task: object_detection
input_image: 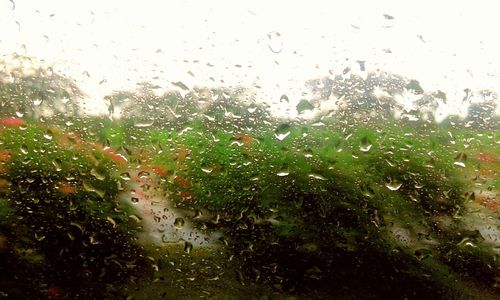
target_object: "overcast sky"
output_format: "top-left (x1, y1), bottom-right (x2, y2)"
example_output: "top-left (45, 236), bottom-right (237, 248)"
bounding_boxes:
top-left (1, 0), bottom-right (499, 119)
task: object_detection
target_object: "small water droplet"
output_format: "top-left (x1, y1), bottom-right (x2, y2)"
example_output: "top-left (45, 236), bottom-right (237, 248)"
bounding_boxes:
top-left (133, 120), bottom-right (154, 128)
top-left (138, 171), bottom-right (150, 178)
top-left (120, 172), bottom-right (131, 180)
top-left (193, 210), bottom-right (203, 219)
top-left (131, 197), bottom-right (139, 203)
top-left (267, 31), bottom-right (283, 53)
top-left (385, 177), bottom-right (402, 191)
top-left (359, 136), bottom-right (372, 152)
top-left (43, 130), bottom-right (53, 140)
top-left (201, 164), bottom-right (213, 174)
top-left (174, 218), bottom-right (185, 229)
top-left (360, 144), bottom-right (372, 152)
top-left (280, 94), bottom-right (289, 102)
top-left (20, 144), bottom-right (28, 154)
top-left (277, 164), bottom-right (290, 176)
top-left (106, 217), bottom-right (117, 228)
top-left (184, 241), bottom-right (193, 254)
top-left (33, 99), bottom-right (43, 106)
top-left (129, 214), bottom-right (141, 223)
top-left (308, 174), bottom-right (326, 180)
top-left (361, 184), bottom-right (375, 197)
top-left (52, 159), bottom-right (62, 171)
top-left (82, 180), bottom-right (105, 198)
top-left (90, 168), bottom-right (106, 180)
top-left (454, 152), bottom-right (467, 168)
top-left (35, 233), bottom-right (45, 241)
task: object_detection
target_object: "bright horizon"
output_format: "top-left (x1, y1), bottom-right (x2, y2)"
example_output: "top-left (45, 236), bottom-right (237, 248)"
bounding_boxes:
top-left (1, 0), bottom-right (499, 120)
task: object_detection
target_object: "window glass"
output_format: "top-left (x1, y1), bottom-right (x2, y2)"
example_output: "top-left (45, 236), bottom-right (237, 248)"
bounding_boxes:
top-left (0, 1), bottom-right (498, 298)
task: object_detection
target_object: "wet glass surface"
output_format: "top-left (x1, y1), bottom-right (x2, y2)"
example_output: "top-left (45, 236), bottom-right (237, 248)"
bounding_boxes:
top-left (0, 1), bottom-right (499, 299)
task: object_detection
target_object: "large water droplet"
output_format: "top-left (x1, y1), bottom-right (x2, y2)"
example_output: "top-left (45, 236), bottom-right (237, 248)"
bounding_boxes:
top-left (296, 99), bottom-right (314, 114)
top-left (275, 123), bottom-right (291, 141)
top-left (274, 132), bottom-right (290, 141)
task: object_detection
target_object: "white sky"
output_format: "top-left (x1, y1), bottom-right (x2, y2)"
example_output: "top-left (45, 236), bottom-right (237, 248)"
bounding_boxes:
top-left (1, 0), bottom-right (499, 119)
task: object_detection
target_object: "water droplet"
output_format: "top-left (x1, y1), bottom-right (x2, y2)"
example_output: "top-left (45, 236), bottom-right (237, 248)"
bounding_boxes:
top-left (90, 168), bottom-right (106, 180)
top-left (275, 123), bottom-right (291, 141)
top-left (454, 152), bottom-right (467, 168)
top-left (385, 177), bottom-right (402, 191)
top-left (106, 217), bottom-right (117, 228)
top-left (138, 171), bottom-right (150, 178)
top-left (70, 222), bottom-right (84, 233)
top-left (174, 218), bottom-right (185, 229)
top-left (308, 174), bottom-right (326, 180)
top-left (267, 31), bottom-right (283, 53)
top-left (274, 132), bottom-right (290, 141)
top-left (360, 144), bottom-right (372, 152)
top-left (131, 197), bottom-right (139, 203)
top-left (133, 120), bottom-right (154, 128)
top-left (33, 99), bottom-right (43, 106)
top-left (120, 172), bottom-right (131, 180)
top-left (82, 180), bottom-right (105, 198)
top-left (129, 214), bottom-right (141, 223)
top-left (34, 233), bottom-right (45, 241)
top-left (20, 144), bottom-right (28, 154)
top-left (183, 241), bottom-right (193, 254)
top-left (296, 99), bottom-right (314, 114)
top-left (172, 81), bottom-right (189, 90)
top-left (89, 236), bottom-right (100, 245)
top-left (359, 136), bottom-right (372, 152)
top-left (43, 129), bottom-right (53, 140)
top-left (201, 164), bottom-right (213, 174)
top-left (193, 210), bottom-right (203, 219)
top-left (361, 184), bottom-right (375, 197)
top-left (52, 159), bottom-right (62, 171)
top-left (277, 164), bottom-right (290, 176)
